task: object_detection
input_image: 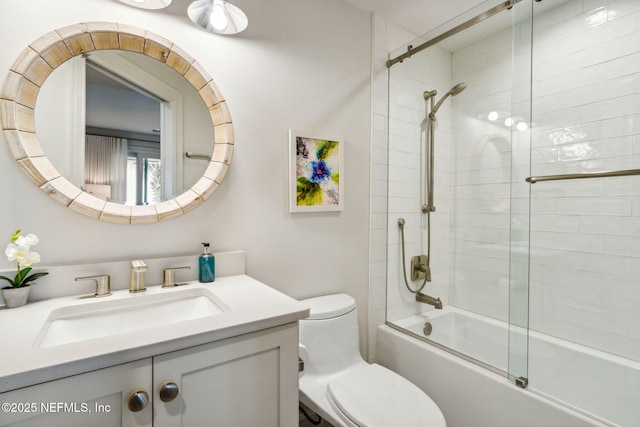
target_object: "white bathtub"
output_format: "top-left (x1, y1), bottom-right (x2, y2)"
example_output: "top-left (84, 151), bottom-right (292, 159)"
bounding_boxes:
top-left (378, 307), bottom-right (640, 427)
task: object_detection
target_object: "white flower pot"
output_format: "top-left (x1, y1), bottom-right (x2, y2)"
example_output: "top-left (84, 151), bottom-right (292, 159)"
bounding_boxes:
top-left (1, 285), bottom-right (31, 308)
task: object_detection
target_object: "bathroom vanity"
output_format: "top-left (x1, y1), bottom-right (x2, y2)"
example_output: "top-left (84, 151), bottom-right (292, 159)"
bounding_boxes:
top-left (0, 273), bottom-right (309, 427)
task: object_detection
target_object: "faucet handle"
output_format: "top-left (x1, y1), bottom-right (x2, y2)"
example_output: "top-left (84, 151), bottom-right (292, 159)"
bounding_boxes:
top-left (75, 275), bottom-right (111, 297)
top-left (130, 259), bottom-right (148, 293)
top-left (163, 266), bottom-right (191, 288)
top-left (131, 259), bottom-right (148, 272)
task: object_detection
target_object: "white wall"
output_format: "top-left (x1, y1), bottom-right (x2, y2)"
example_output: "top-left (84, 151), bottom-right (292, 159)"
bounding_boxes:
top-left (0, 0), bottom-right (372, 353)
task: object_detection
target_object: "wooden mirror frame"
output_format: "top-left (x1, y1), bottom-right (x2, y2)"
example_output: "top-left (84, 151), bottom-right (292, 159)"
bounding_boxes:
top-left (0, 22), bottom-right (233, 224)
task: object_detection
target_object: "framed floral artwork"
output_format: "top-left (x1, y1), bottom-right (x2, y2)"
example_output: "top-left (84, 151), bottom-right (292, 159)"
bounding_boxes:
top-left (289, 129), bottom-right (344, 212)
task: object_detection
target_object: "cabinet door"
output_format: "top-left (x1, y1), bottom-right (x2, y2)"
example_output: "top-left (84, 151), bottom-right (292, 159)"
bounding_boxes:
top-left (0, 358), bottom-right (152, 427)
top-left (153, 323), bottom-right (299, 427)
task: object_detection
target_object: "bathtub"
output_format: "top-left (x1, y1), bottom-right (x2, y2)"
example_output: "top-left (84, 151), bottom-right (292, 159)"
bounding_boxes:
top-left (378, 307), bottom-right (640, 427)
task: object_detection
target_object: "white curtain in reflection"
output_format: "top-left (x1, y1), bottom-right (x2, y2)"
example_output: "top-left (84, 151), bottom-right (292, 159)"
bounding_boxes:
top-left (85, 135), bottom-right (128, 203)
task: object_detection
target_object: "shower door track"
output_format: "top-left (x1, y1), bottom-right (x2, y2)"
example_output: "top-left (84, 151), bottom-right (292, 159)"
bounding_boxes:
top-left (525, 168), bottom-right (640, 183)
top-left (386, 0), bottom-right (518, 68)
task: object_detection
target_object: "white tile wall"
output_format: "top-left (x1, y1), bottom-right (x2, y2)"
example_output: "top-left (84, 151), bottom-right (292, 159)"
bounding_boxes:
top-left (378, 0), bottom-right (640, 364)
top-left (527, 0), bottom-right (640, 361)
top-left (448, 23), bottom-right (514, 325)
top-left (368, 15), bottom-right (416, 361)
top-left (385, 41), bottom-right (453, 324)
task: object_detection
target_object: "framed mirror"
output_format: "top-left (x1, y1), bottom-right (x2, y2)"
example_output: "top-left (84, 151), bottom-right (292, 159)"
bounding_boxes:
top-left (0, 22), bottom-right (234, 224)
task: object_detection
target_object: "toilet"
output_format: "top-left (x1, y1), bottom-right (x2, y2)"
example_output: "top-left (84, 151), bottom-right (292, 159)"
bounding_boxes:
top-left (298, 293), bottom-right (446, 427)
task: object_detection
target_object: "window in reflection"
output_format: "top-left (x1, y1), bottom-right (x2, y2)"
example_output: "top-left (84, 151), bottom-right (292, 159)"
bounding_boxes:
top-left (126, 142), bottom-right (161, 206)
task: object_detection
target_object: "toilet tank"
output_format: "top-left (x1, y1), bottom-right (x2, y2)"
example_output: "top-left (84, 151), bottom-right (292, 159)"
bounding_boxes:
top-left (299, 294), bottom-right (364, 375)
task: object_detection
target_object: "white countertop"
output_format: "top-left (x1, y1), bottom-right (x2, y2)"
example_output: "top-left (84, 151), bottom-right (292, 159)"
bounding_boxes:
top-left (0, 275), bottom-right (309, 393)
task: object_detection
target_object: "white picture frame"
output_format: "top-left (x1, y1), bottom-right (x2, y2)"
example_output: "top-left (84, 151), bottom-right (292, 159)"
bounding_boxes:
top-left (288, 129), bottom-right (344, 213)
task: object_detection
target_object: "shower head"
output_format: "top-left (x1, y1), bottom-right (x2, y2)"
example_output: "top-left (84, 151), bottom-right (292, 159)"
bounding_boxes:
top-left (431, 82), bottom-right (466, 115)
top-left (449, 82), bottom-right (467, 96)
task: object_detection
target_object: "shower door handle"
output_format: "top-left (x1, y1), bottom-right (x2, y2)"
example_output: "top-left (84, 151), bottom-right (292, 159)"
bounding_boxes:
top-left (526, 169), bottom-right (640, 183)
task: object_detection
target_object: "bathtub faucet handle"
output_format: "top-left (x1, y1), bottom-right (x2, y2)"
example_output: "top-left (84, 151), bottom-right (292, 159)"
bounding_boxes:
top-left (411, 255), bottom-right (431, 282)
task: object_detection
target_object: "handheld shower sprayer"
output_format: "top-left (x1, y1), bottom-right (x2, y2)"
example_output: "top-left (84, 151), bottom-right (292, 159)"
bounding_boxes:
top-left (431, 82), bottom-right (466, 116)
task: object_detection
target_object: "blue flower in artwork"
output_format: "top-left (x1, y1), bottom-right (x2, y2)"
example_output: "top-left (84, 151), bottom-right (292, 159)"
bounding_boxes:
top-left (309, 160), bottom-right (331, 183)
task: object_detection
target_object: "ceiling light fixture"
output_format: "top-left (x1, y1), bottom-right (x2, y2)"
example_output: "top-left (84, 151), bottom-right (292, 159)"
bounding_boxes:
top-left (118, 0), bottom-right (172, 10)
top-left (188, 0), bottom-right (248, 35)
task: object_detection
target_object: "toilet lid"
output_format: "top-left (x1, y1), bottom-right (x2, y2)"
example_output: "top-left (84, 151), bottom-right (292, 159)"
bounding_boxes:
top-left (302, 293), bottom-right (356, 320)
top-left (327, 364), bottom-right (446, 427)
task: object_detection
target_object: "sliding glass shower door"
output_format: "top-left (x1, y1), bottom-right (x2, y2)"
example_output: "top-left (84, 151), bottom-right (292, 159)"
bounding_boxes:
top-left (525, 0), bottom-right (640, 424)
top-left (386, 0), bottom-right (640, 424)
top-left (385, 0), bottom-right (530, 378)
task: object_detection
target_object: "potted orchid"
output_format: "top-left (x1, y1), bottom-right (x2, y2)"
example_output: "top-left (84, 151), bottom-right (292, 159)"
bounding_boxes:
top-left (1, 229), bottom-right (48, 308)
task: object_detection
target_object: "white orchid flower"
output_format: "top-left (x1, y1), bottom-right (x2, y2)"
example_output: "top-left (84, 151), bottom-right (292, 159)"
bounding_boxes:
top-left (24, 234), bottom-right (39, 246)
top-left (5, 243), bottom-right (16, 260)
top-left (2, 229), bottom-right (48, 289)
top-left (5, 243), bottom-right (29, 262)
top-left (11, 234), bottom-right (38, 249)
top-left (19, 251), bottom-right (41, 268)
top-left (12, 235), bottom-right (27, 247)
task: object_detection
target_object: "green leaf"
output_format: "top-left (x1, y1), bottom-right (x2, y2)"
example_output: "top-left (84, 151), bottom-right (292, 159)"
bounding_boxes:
top-left (21, 272), bottom-right (48, 286)
top-left (0, 275), bottom-right (17, 287)
top-left (296, 177), bottom-right (322, 205)
top-left (17, 267), bottom-right (32, 284)
top-left (316, 140), bottom-right (339, 160)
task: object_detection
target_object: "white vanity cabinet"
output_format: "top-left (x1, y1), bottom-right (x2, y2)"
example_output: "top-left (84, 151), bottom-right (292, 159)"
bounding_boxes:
top-left (153, 322), bottom-right (299, 427)
top-left (0, 322), bottom-right (299, 427)
top-left (0, 359), bottom-right (153, 427)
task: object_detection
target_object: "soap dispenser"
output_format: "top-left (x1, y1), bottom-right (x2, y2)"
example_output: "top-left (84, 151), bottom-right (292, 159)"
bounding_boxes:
top-left (199, 242), bottom-right (215, 283)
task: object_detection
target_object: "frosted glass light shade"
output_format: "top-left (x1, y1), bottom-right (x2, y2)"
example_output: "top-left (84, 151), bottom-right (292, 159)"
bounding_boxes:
top-left (188, 0), bottom-right (248, 35)
top-left (118, 0), bottom-right (172, 9)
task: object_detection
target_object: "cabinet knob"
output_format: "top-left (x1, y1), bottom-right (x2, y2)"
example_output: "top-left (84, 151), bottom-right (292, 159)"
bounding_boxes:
top-left (128, 390), bottom-right (149, 412)
top-left (159, 381), bottom-right (179, 402)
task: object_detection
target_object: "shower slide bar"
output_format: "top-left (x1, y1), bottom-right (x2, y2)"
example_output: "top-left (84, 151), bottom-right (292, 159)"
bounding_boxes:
top-left (525, 169), bottom-right (640, 184)
top-left (386, 0), bottom-right (518, 68)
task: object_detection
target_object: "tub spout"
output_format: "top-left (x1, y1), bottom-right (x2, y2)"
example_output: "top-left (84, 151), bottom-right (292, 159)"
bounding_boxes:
top-left (416, 292), bottom-right (442, 309)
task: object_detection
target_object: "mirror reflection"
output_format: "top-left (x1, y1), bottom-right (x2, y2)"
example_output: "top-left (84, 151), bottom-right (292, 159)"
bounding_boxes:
top-left (35, 50), bottom-right (213, 206)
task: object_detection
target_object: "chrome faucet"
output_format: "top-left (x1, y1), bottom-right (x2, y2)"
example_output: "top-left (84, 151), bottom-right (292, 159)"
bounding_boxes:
top-left (130, 260), bottom-right (148, 293)
top-left (416, 291), bottom-right (442, 309)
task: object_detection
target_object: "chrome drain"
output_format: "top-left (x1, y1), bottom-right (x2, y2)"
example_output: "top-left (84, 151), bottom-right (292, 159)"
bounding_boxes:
top-left (423, 322), bottom-right (433, 336)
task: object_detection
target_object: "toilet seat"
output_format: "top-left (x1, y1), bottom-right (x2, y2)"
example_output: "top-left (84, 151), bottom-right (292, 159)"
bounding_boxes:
top-left (327, 364), bottom-right (446, 427)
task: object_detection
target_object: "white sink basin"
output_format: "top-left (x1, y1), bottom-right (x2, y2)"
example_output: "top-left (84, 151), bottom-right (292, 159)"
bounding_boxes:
top-left (35, 287), bottom-right (228, 348)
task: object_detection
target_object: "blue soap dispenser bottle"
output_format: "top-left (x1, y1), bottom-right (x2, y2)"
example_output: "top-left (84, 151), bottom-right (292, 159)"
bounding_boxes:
top-left (199, 242), bottom-right (215, 283)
